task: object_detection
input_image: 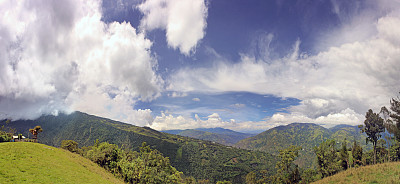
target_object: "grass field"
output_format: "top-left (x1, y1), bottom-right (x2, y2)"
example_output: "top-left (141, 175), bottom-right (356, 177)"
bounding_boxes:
top-left (0, 142), bottom-right (124, 184)
top-left (312, 161), bottom-right (400, 184)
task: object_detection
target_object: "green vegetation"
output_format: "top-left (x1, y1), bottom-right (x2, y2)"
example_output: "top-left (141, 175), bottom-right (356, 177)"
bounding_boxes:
top-left (359, 109), bottom-right (385, 164)
top-left (235, 123), bottom-right (370, 169)
top-left (3, 112), bottom-right (278, 183)
top-left (29, 125), bottom-right (43, 143)
top-left (311, 161), bottom-right (400, 184)
top-left (77, 141), bottom-right (183, 183)
top-left (0, 142), bottom-right (124, 184)
top-left (0, 120), bottom-right (14, 142)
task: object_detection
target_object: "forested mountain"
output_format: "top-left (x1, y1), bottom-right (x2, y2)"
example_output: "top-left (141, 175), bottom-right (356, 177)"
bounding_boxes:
top-left (1, 112), bottom-right (277, 183)
top-left (162, 127), bottom-right (254, 146)
top-left (235, 123), bottom-right (370, 168)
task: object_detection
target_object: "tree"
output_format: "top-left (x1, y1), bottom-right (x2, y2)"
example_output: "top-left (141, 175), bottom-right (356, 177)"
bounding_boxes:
top-left (276, 145), bottom-right (302, 184)
top-left (381, 106), bottom-right (395, 162)
top-left (352, 140), bottom-right (363, 167)
top-left (389, 94), bottom-right (400, 141)
top-left (61, 140), bottom-right (79, 153)
top-left (314, 139), bottom-right (340, 178)
top-left (360, 109), bottom-right (385, 164)
top-left (339, 140), bottom-right (349, 170)
top-left (245, 171), bottom-right (256, 184)
top-left (116, 142), bottom-right (183, 184)
top-left (29, 125), bottom-right (43, 142)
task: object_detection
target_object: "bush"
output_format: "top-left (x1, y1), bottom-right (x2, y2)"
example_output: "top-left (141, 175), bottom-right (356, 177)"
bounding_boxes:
top-left (61, 140), bottom-right (79, 153)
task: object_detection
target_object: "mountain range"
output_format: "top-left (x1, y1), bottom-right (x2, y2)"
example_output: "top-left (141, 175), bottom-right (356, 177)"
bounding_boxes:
top-left (162, 127), bottom-right (255, 146)
top-left (235, 123), bottom-right (370, 168)
top-left (1, 111), bottom-right (276, 183)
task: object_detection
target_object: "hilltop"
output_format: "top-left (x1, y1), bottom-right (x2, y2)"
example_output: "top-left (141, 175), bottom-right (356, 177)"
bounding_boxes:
top-left (0, 142), bottom-right (123, 184)
top-left (162, 127), bottom-right (254, 146)
top-left (235, 123), bottom-right (370, 168)
top-left (2, 111), bottom-right (277, 183)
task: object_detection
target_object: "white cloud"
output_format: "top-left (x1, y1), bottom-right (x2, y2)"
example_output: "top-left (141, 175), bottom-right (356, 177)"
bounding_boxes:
top-left (230, 103), bottom-right (246, 108)
top-left (0, 0), bottom-right (161, 125)
top-left (192, 97), bottom-right (200, 102)
top-left (137, 0), bottom-right (208, 55)
top-left (168, 91), bottom-right (188, 98)
top-left (167, 7), bottom-right (400, 128)
top-left (150, 111), bottom-right (279, 133)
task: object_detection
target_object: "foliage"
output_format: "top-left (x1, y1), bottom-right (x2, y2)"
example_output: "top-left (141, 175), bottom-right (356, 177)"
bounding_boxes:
top-left (339, 140), bottom-right (349, 170)
top-left (389, 94), bottom-right (400, 141)
top-left (0, 128), bottom-right (12, 142)
top-left (0, 142), bottom-right (124, 184)
top-left (313, 139), bottom-right (340, 178)
top-left (245, 171), bottom-right (257, 184)
top-left (3, 112), bottom-right (278, 183)
top-left (81, 141), bottom-right (183, 184)
top-left (351, 140), bottom-right (363, 167)
top-left (236, 123), bottom-right (370, 169)
top-left (29, 125), bottom-right (43, 142)
top-left (0, 122), bottom-right (15, 142)
top-left (360, 109), bottom-right (385, 164)
top-left (216, 181), bottom-right (232, 184)
top-left (275, 145), bottom-right (301, 184)
top-left (299, 169), bottom-right (319, 184)
top-left (61, 140), bottom-right (79, 153)
top-left (389, 140), bottom-right (400, 161)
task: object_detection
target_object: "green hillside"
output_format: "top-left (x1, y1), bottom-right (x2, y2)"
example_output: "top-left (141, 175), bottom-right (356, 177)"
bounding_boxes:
top-left (312, 161), bottom-right (400, 184)
top-left (0, 142), bottom-right (123, 184)
top-left (235, 123), bottom-right (370, 168)
top-left (2, 112), bottom-right (278, 183)
top-left (162, 127), bottom-right (254, 146)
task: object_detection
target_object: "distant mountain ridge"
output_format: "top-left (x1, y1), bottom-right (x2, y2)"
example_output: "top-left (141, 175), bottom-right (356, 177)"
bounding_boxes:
top-left (162, 127), bottom-right (255, 146)
top-left (1, 111), bottom-right (277, 183)
top-left (235, 122), bottom-right (370, 169)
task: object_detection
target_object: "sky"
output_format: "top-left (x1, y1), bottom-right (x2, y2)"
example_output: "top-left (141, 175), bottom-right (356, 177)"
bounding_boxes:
top-left (1, 0), bottom-right (400, 133)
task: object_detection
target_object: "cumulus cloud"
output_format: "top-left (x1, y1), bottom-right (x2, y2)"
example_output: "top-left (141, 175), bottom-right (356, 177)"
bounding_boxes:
top-left (0, 0), bottom-right (161, 126)
top-left (167, 5), bottom-right (400, 128)
top-left (137, 0), bottom-right (208, 55)
top-left (150, 111), bottom-right (278, 133)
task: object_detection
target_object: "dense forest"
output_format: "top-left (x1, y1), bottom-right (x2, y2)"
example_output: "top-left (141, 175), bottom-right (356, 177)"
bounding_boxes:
top-left (235, 123), bottom-right (372, 169)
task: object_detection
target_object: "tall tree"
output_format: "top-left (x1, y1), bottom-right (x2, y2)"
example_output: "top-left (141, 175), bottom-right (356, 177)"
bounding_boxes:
top-left (29, 125), bottom-right (43, 142)
top-left (352, 140), bottom-right (363, 167)
top-left (389, 94), bottom-right (400, 141)
top-left (314, 139), bottom-right (340, 178)
top-left (360, 109), bottom-right (385, 164)
top-left (339, 140), bottom-right (349, 170)
top-left (381, 106), bottom-right (395, 162)
top-left (276, 145), bottom-right (301, 183)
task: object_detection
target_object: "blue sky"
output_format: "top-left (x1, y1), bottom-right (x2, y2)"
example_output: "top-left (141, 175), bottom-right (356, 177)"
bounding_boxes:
top-left (1, 0), bottom-right (400, 133)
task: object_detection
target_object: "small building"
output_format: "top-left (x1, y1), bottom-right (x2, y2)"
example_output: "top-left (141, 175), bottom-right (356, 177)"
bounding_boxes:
top-left (12, 135), bottom-right (26, 142)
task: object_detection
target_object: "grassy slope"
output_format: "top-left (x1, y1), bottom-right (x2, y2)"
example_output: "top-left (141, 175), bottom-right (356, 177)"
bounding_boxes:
top-left (312, 162), bottom-right (400, 184)
top-left (0, 142), bottom-right (124, 184)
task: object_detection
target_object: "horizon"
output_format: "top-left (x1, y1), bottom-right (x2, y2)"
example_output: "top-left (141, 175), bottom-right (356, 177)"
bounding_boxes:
top-left (1, 0), bottom-right (400, 132)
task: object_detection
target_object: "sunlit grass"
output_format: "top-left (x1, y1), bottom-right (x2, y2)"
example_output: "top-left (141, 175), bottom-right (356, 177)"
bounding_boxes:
top-left (0, 142), bottom-right (124, 184)
top-left (312, 161), bottom-right (400, 184)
